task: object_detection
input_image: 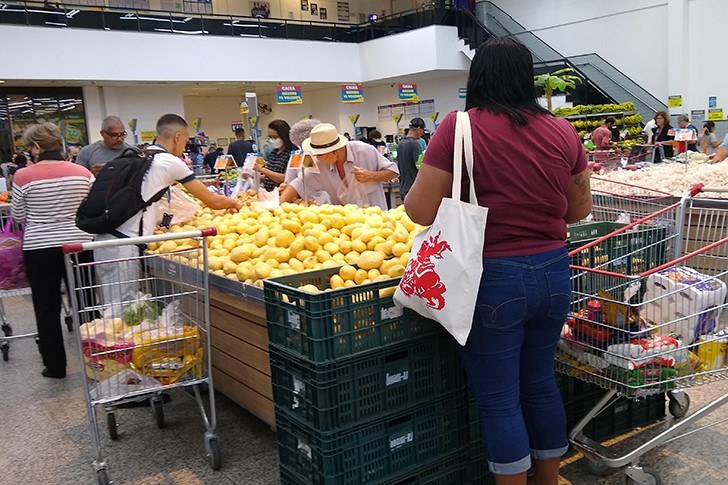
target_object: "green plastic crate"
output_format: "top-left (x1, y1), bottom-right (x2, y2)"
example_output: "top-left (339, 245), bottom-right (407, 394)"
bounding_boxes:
top-left (567, 221), bottom-right (668, 298)
top-left (265, 267), bottom-right (442, 363)
top-left (274, 396), bottom-right (470, 485)
top-left (281, 451), bottom-right (472, 485)
top-left (270, 338), bottom-right (468, 432)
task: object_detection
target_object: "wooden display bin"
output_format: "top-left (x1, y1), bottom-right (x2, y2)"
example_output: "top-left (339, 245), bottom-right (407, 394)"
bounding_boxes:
top-left (208, 287), bottom-right (276, 429)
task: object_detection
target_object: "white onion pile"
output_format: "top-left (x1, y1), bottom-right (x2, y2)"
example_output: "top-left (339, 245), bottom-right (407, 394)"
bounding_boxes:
top-left (591, 162), bottom-right (728, 198)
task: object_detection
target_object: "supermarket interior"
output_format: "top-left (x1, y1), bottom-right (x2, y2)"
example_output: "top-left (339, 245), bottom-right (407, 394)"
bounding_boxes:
top-left (2, 1), bottom-right (728, 484)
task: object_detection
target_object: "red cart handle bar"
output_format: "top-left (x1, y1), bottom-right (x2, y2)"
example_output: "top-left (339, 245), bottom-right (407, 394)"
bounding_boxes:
top-left (62, 228), bottom-right (217, 254)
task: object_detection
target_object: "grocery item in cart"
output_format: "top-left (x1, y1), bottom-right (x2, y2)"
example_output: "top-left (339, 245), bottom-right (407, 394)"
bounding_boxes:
top-left (80, 317), bottom-right (135, 381)
top-left (604, 334), bottom-right (682, 370)
top-left (0, 218), bottom-right (29, 290)
top-left (640, 266), bottom-right (727, 343)
top-left (696, 333), bottom-right (728, 370)
top-left (131, 325), bottom-right (202, 384)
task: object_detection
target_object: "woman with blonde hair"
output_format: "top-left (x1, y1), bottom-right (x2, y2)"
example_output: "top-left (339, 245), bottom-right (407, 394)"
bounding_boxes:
top-left (11, 123), bottom-right (94, 379)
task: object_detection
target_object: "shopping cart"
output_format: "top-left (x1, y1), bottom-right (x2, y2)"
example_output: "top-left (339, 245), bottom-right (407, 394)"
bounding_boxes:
top-left (63, 228), bottom-right (221, 485)
top-left (559, 185), bottom-right (728, 484)
top-left (0, 203), bottom-right (76, 361)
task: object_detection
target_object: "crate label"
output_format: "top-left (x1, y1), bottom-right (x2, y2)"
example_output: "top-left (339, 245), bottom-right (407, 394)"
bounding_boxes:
top-left (385, 359), bottom-right (410, 387)
top-left (381, 306), bottom-right (403, 320)
top-left (292, 377), bottom-right (305, 410)
top-left (389, 425), bottom-right (415, 452)
top-left (297, 439), bottom-right (312, 460)
top-left (287, 311), bottom-right (301, 330)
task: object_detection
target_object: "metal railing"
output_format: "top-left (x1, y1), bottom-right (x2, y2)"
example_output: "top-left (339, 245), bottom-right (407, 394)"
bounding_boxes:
top-left (0, 0), bottom-right (460, 42)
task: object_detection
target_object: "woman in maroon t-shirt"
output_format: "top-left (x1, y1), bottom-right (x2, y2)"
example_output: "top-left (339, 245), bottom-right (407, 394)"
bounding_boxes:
top-left (405, 38), bottom-right (592, 485)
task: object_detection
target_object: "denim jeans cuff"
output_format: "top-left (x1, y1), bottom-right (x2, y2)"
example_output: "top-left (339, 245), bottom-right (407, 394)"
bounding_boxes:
top-left (532, 445), bottom-right (569, 461)
top-left (488, 453), bottom-right (531, 475)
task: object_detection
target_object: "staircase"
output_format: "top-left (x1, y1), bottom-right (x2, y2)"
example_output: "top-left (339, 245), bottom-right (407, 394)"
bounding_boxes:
top-left (467, 1), bottom-right (667, 121)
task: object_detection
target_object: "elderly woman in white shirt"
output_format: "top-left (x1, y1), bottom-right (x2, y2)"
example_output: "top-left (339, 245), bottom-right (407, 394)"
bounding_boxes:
top-left (279, 123), bottom-right (398, 209)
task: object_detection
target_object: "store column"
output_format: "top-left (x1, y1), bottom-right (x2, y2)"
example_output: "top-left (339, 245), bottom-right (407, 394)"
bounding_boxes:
top-left (667, 0), bottom-right (689, 119)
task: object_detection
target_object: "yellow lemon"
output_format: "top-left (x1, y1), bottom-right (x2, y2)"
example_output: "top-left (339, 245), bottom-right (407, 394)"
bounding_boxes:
top-left (339, 265), bottom-right (357, 281)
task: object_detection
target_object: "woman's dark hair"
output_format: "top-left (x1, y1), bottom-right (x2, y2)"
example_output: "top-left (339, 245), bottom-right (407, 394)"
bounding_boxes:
top-left (654, 111), bottom-right (670, 128)
top-left (465, 38), bottom-right (551, 126)
top-left (268, 119), bottom-right (295, 151)
top-left (369, 130), bottom-right (382, 139)
top-left (703, 121), bottom-right (715, 132)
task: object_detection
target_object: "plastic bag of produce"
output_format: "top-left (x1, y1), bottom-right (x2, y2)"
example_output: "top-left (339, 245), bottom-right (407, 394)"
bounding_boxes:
top-left (0, 218), bottom-right (29, 291)
top-left (251, 186), bottom-right (280, 211)
top-left (162, 186), bottom-right (200, 225)
top-left (122, 292), bottom-right (161, 326)
top-left (336, 172), bottom-right (369, 207)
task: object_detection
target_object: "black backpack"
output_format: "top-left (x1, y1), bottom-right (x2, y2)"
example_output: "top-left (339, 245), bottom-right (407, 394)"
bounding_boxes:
top-left (76, 147), bottom-right (168, 236)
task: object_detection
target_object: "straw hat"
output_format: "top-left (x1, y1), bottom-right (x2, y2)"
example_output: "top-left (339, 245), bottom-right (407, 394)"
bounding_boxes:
top-left (301, 123), bottom-right (348, 155)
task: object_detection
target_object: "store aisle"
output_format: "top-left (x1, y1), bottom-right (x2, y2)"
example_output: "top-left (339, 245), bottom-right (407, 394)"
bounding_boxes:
top-left (0, 294), bottom-right (279, 485)
top-left (1, 293), bottom-right (727, 485)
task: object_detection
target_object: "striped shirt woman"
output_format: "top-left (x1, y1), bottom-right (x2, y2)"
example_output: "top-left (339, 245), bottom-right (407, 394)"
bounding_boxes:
top-left (11, 122), bottom-right (94, 379)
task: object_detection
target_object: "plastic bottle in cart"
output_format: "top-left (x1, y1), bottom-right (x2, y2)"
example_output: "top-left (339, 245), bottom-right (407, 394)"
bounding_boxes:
top-left (587, 300), bottom-right (602, 323)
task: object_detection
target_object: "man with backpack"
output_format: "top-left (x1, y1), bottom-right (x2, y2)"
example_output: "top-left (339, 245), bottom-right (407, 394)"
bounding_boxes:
top-left (81, 114), bottom-right (242, 312)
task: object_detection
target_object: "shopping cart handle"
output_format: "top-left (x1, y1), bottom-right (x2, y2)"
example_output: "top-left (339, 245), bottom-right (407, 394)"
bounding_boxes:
top-left (200, 227), bottom-right (218, 238)
top-left (62, 243), bottom-right (85, 255)
top-left (689, 183), bottom-right (704, 196)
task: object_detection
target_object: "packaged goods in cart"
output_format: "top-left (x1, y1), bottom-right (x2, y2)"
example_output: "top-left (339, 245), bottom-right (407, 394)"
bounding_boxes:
top-left (131, 326), bottom-right (202, 384)
top-left (604, 334), bottom-right (683, 370)
top-left (641, 267), bottom-right (727, 343)
top-left (696, 333), bottom-right (728, 370)
top-left (0, 219), bottom-right (29, 290)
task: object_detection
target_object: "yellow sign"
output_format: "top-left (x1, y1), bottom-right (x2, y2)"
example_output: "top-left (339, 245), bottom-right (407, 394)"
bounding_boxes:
top-left (239, 101), bottom-right (249, 115)
top-left (708, 108), bottom-right (723, 121)
top-left (349, 114), bottom-right (360, 125)
top-left (392, 114), bottom-right (403, 125)
top-left (668, 95), bottom-right (682, 108)
top-left (429, 112), bottom-right (439, 124)
top-left (140, 131), bottom-right (156, 143)
top-left (192, 118), bottom-right (201, 133)
top-left (248, 116), bottom-right (258, 128)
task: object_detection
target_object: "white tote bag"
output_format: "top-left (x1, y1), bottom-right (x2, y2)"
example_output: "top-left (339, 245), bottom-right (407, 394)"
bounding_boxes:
top-left (394, 112), bottom-right (488, 345)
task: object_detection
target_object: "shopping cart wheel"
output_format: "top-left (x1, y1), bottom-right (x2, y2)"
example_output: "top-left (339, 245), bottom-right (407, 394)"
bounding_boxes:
top-left (96, 468), bottom-right (110, 485)
top-left (65, 316), bottom-right (73, 332)
top-left (625, 466), bottom-right (661, 485)
top-left (585, 458), bottom-right (611, 476)
top-left (151, 397), bottom-right (165, 429)
top-left (1, 323), bottom-right (12, 337)
top-left (106, 412), bottom-right (119, 440)
top-left (1, 343), bottom-right (8, 362)
top-left (667, 392), bottom-right (690, 418)
top-left (205, 434), bottom-right (222, 470)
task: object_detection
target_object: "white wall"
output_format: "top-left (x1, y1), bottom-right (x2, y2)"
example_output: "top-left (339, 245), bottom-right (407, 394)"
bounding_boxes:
top-left (491, 0), bottom-right (728, 123)
top-left (491, 0), bottom-right (668, 101)
top-left (83, 85), bottom-right (185, 143)
top-left (0, 25), bottom-right (468, 84)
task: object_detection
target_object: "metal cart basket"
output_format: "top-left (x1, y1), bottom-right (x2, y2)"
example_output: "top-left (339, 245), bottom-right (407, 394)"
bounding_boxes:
top-left (63, 228), bottom-right (220, 485)
top-left (560, 183), bottom-right (728, 484)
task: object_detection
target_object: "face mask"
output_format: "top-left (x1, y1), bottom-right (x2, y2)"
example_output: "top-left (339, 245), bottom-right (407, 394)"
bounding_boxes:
top-left (270, 138), bottom-right (283, 149)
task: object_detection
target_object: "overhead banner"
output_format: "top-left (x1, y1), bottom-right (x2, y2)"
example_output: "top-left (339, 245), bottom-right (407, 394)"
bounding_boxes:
top-left (707, 108), bottom-right (723, 121)
top-left (277, 85), bottom-right (303, 105)
top-left (668, 95), bottom-right (682, 108)
top-left (342, 84), bottom-right (364, 103)
top-left (398, 84), bottom-right (418, 103)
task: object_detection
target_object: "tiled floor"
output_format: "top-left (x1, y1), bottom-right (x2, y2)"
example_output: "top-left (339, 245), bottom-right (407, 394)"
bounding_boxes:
top-left (1, 293), bottom-right (727, 485)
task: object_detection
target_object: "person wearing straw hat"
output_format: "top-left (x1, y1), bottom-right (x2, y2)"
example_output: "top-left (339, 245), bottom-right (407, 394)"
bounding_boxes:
top-left (279, 123), bottom-right (398, 209)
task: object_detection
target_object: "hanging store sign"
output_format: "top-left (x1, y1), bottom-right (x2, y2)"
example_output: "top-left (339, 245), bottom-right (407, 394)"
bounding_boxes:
top-left (691, 110), bottom-right (705, 123)
top-left (342, 84), bottom-right (364, 103)
top-left (709, 96), bottom-right (717, 108)
top-left (458, 88), bottom-right (467, 99)
top-left (707, 108), bottom-right (723, 121)
top-left (231, 121), bottom-right (245, 132)
top-left (398, 84), bottom-right (418, 103)
top-left (668, 95), bottom-right (682, 108)
top-left (277, 85), bottom-right (303, 105)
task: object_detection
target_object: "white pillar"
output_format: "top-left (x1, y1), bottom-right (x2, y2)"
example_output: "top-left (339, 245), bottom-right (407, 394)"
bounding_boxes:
top-left (667, 0), bottom-right (689, 117)
top-left (82, 85), bottom-right (104, 144)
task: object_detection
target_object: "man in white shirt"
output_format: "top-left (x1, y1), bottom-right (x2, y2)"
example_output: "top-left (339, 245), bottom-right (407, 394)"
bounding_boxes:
top-left (95, 114), bottom-right (241, 311)
top-left (280, 123), bottom-right (398, 209)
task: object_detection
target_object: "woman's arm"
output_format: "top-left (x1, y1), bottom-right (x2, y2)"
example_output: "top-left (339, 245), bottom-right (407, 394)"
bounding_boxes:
top-left (257, 165), bottom-right (286, 184)
top-left (10, 182), bottom-right (26, 223)
top-left (563, 168), bottom-right (592, 224)
top-left (403, 164), bottom-right (452, 226)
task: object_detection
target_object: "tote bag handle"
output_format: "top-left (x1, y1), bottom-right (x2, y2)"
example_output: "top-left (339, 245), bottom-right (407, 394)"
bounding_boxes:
top-left (451, 111), bottom-right (478, 204)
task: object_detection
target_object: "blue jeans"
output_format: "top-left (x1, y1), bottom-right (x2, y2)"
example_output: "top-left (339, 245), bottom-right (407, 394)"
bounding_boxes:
top-left (460, 247), bottom-right (570, 475)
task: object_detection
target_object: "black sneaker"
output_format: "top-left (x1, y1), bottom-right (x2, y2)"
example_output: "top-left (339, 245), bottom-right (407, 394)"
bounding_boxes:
top-left (42, 368), bottom-right (66, 379)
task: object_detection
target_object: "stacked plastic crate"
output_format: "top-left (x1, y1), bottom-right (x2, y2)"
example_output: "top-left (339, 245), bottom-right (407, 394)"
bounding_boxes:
top-left (264, 268), bottom-right (474, 485)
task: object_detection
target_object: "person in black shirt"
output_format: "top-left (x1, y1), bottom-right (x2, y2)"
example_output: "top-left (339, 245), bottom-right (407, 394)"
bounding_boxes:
top-left (368, 130), bottom-right (387, 150)
top-left (396, 118), bottom-right (425, 200)
top-left (651, 111), bottom-right (674, 162)
top-left (204, 146), bottom-right (224, 171)
top-left (227, 128), bottom-right (256, 167)
top-left (255, 119), bottom-right (297, 191)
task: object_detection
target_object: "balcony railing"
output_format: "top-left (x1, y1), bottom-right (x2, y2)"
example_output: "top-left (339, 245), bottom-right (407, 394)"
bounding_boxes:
top-left (0, 0), bottom-right (460, 42)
